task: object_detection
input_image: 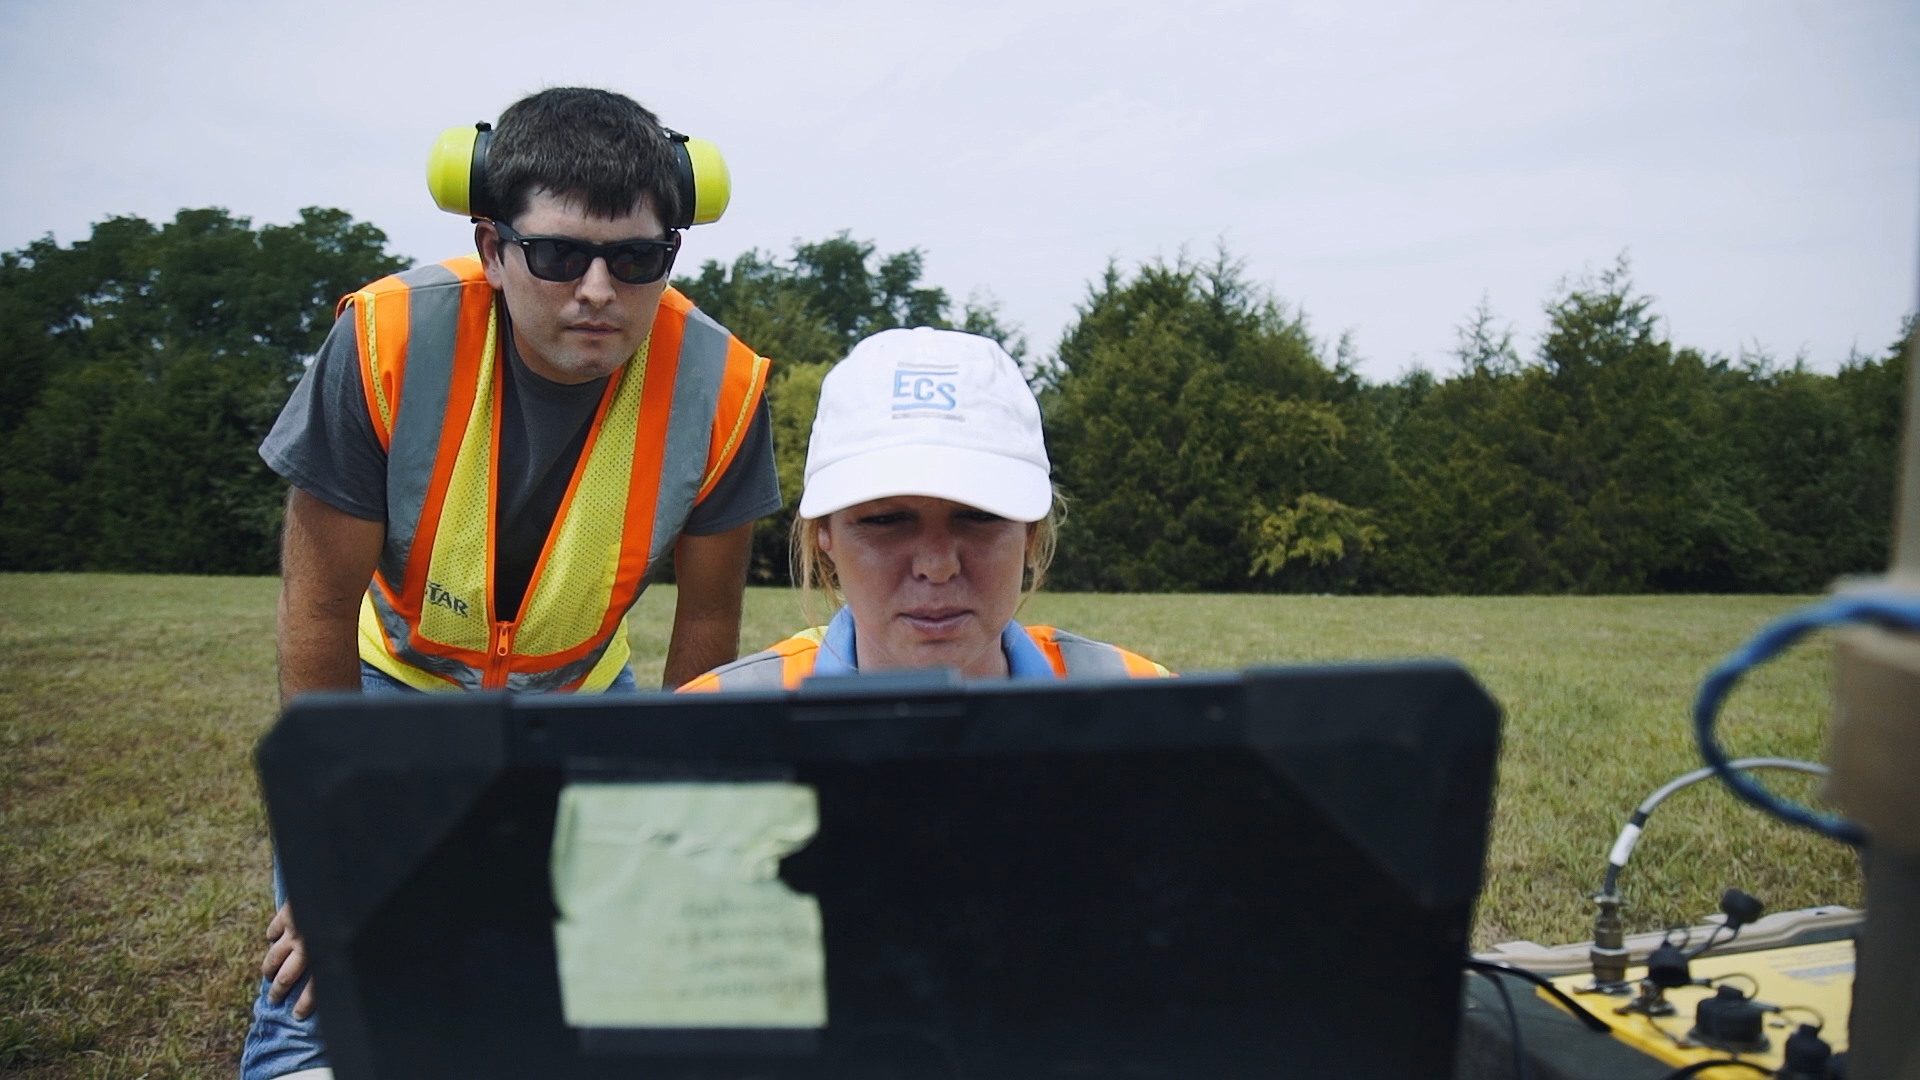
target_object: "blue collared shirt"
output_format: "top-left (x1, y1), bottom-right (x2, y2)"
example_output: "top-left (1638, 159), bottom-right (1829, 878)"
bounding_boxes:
top-left (811, 606), bottom-right (1059, 680)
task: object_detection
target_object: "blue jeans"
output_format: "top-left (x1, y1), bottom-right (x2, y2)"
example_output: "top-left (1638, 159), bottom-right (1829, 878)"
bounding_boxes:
top-left (239, 661), bottom-right (640, 1079)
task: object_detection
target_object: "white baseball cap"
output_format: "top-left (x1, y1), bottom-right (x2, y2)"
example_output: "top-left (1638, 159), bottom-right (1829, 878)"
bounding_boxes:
top-left (798, 327), bottom-right (1053, 522)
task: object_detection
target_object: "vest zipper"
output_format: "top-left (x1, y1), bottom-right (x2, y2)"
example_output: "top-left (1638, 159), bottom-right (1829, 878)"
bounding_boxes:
top-left (484, 621), bottom-right (516, 691)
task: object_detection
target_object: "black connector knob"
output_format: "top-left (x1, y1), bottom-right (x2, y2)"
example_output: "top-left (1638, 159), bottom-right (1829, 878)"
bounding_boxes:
top-left (1720, 888), bottom-right (1765, 929)
top-left (1690, 984), bottom-right (1769, 1053)
top-left (1645, 942), bottom-right (1692, 988)
top-left (1773, 1024), bottom-right (1832, 1080)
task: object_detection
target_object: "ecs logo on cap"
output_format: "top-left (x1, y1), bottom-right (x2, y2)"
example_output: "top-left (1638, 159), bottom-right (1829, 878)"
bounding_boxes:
top-left (891, 363), bottom-right (961, 416)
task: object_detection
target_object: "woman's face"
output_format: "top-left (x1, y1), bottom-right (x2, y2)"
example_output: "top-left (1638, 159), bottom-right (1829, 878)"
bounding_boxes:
top-left (817, 495), bottom-right (1031, 678)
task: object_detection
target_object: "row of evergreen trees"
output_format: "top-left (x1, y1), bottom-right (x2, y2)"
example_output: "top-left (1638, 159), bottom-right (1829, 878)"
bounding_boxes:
top-left (1, 208), bottom-right (1909, 593)
top-left (1042, 258), bottom-right (1910, 594)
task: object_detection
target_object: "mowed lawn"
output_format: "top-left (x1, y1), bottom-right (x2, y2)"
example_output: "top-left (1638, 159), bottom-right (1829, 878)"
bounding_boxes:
top-left (1, 575), bottom-right (1861, 1079)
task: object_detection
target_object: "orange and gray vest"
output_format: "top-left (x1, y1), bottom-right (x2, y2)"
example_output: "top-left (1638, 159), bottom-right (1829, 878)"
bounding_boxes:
top-left (680, 624), bottom-right (1170, 692)
top-left (346, 256), bottom-right (769, 693)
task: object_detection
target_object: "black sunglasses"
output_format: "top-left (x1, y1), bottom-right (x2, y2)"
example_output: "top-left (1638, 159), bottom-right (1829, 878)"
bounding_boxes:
top-left (490, 221), bottom-right (681, 285)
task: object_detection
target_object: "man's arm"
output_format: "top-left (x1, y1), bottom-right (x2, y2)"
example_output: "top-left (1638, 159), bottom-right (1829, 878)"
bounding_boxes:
top-left (265, 486), bottom-right (386, 1018)
top-left (278, 486), bottom-right (385, 704)
top-left (661, 521), bottom-right (754, 688)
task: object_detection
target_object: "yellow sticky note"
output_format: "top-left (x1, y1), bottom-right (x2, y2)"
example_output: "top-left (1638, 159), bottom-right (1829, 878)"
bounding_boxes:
top-left (550, 783), bottom-right (826, 1028)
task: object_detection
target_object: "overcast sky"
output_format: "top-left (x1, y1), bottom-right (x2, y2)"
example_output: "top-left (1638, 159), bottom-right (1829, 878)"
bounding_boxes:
top-left (2, 0), bottom-right (1915, 381)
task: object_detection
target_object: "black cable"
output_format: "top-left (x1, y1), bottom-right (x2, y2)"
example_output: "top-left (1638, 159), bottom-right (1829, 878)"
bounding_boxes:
top-left (1656, 1060), bottom-right (1773, 1078)
top-left (1642, 1013), bottom-right (1691, 1050)
top-left (1772, 1003), bottom-right (1824, 1030)
top-left (1472, 967), bottom-right (1529, 1080)
top-left (1688, 922), bottom-right (1744, 959)
top-left (1686, 922), bottom-right (1727, 957)
top-left (1463, 960), bottom-right (1613, 1033)
top-left (1704, 972), bottom-right (1759, 997)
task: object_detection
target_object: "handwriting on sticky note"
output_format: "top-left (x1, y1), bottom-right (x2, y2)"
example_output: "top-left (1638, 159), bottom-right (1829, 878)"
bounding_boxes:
top-left (550, 783), bottom-right (826, 1028)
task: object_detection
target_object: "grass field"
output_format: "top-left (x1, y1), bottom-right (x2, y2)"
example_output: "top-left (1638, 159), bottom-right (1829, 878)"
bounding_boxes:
top-left (0, 575), bottom-right (1861, 1079)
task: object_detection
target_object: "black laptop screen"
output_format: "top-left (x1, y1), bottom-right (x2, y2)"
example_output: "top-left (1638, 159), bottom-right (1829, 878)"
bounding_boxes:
top-left (258, 664), bottom-right (1500, 1080)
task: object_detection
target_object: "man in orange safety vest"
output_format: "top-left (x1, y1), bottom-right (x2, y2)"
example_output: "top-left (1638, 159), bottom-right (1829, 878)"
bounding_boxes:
top-left (242, 87), bottom-right (781, 1080)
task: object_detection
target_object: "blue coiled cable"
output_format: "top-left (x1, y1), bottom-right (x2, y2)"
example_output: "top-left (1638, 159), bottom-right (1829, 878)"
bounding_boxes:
top-left (1693, 591), bottom-right (1920, 849)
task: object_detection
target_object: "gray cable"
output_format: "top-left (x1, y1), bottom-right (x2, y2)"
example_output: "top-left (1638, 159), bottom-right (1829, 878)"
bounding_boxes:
top-left (1601, 758), bottom-right (1828, 896)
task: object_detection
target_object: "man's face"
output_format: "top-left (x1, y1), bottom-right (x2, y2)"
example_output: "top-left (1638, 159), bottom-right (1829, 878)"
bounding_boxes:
top-left (477, 190), bottom-right (673, 385)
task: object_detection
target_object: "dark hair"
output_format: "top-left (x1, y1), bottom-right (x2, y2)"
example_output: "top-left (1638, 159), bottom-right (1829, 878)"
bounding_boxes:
top-left (487, 87), bottom-right (682, 226)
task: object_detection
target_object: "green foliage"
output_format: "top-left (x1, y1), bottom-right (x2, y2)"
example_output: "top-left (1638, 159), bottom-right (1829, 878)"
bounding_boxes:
top-left (1372, 262), bottom-right (1721, 592)
top-left (1041, 253), bottom-right (1908, 594)
top-left (1248, 493), bottom-right (1384, 576)
top-left (1711, 327), bottom-right (1909, 590)
top-left (673, 232), bottom-right (1026, 582)
top-left (1, 204), bottom-right (1907, 595)
top-left (676, 231), bottom-right (1026, 362)
top-left (1043, 251), bottom-right (1385, 592)
top-left (1364, 263), bottom-right (1910, 594)
top-left (0, 208), bottom-right (409, 573)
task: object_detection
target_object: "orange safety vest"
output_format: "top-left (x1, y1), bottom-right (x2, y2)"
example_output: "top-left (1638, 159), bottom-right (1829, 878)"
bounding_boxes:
top-left (680, 624), bottom-right (1170, 692)
top-left (344, 256), bottom-right (769, 693)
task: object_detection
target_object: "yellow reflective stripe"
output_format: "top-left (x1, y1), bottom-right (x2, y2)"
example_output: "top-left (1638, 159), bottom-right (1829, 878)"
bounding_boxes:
top-left (359, 293), bottom-right (393, 436)
top-left (514, 351), bottom-right (646, 656)
top-left (576, 618), bottom-right (635, 692)
top-left (415, 310), bottom-right (497, 651)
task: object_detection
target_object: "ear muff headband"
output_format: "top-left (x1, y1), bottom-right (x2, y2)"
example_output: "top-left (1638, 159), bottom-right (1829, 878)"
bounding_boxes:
top-left (425, 121), bottom-right (729, 229)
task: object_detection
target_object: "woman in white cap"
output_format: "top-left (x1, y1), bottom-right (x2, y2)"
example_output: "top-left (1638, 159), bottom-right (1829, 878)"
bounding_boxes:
top-left (683, 327), bottom-right (1168, 690)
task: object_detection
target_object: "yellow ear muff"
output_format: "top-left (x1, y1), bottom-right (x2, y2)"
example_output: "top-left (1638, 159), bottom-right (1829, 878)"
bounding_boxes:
top-left (681, 137), bottom-right (731, 227)
top-left (426, 122), bottom-right (495, 220)
top-left (664, 129), bottom-right (731, 229)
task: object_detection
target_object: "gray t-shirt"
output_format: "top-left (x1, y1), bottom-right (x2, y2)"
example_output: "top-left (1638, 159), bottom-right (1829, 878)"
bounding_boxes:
top-left (261, 303), bottom-right (781, 621)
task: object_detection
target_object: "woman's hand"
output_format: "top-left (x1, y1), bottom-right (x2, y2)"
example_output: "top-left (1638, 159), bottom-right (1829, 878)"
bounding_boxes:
top-left (261, 901), bottom-right (316, 1019)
